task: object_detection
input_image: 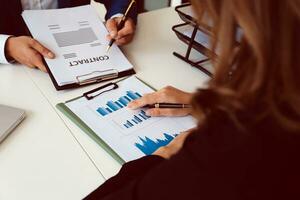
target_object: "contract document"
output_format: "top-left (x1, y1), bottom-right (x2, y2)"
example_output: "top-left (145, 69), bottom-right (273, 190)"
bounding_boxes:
top-left (22, 5), bottom-right (134, 90)
top-left (58, 77), bottom-right (196, 162)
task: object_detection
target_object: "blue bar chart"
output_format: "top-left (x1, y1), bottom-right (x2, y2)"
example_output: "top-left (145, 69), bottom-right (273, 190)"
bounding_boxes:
top-left (135, 133), bottom-right (178, 155)
top-left (96, 91), bottom-right (142, 117)
top-left (123, 110), bottom-right (151, 129)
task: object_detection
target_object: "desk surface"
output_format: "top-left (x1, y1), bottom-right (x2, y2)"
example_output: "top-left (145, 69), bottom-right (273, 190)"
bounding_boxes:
top-left (0, 65), bottom-right (104, 200)
top-left (0, 6), bottom-right (210, 200)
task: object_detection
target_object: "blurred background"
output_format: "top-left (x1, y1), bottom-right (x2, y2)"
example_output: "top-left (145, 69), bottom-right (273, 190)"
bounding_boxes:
top-left (92, 0), bottom-right (190, 22)
top-left (138, 0), bottom-right (189, 12)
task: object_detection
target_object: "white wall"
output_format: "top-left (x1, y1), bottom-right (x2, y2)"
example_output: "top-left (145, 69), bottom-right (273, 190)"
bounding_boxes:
top-left (171, 0), bottom-right (182, 7)
top-left (91, 0), bottom-right (106, 20)
top-left (145, 0), bottom-right (182, 11)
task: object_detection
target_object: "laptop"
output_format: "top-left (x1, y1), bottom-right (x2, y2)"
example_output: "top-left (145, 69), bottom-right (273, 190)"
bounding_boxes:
top-left (0, 105), bottom-right (26, 143)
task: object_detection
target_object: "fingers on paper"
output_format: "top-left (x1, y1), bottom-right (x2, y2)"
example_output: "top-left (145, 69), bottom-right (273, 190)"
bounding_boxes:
top-left (127, 92), bottom-right (162, 109)
top-left (30, 39), bottom-right (55, 59)
top-left (128, 86), bottom-right (180, 109)
top-left (26, 49), bottom-right (47, 72)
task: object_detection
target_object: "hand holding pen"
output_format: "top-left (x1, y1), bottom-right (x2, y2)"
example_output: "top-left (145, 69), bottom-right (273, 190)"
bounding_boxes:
top-left (106, 0), bottom-right (136, 51)
top-left (127, 86), bottom-right (193, 117)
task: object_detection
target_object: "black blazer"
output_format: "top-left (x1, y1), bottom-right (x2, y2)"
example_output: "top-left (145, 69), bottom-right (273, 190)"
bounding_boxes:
top-left (84, 109), bottom-right (300, 200)
top-left (0, 0), bottom-right (137, 36)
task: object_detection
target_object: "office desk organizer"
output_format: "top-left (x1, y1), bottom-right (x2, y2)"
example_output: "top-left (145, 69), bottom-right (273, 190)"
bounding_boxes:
top-left (172, 3), bottom-right (214, 77)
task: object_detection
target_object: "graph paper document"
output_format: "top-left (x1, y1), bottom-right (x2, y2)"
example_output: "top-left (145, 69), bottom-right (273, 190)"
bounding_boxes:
top-left (22, 5), bottom-right (133, 88)
top-left (58, 77), bottom-right (196, 162)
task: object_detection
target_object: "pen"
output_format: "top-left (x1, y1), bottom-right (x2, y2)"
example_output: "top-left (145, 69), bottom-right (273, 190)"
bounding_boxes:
top-left (106, 0), bottom-right (136, 52)
top-left (145, 103), bottom-right (192, 109)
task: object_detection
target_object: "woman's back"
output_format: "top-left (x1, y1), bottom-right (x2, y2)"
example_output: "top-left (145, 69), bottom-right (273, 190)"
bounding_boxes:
top-left (181, 109), bottom-right (300, 199)
top-left (84, 1), bottom-right (300, 199)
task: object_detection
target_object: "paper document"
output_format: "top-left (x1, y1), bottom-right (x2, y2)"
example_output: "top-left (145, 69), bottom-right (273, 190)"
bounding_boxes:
top-left (65, 77), bottom-right (196, 162)
top-left (22, 5), bottom-right (133, 86)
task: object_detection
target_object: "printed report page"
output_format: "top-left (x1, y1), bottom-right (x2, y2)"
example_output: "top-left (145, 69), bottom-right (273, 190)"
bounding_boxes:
top-left (65, 77), bottom-right (196, 162)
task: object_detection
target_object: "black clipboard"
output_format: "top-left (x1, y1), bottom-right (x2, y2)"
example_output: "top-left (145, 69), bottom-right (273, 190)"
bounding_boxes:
top-left (24, 19), bottom-right (135, 91)
top-left (44, 58), bottom-right (135, 90)
top-left (40, 52), bottom-right (135, 91)
top-left (56, 76), bottom-right (156, 164)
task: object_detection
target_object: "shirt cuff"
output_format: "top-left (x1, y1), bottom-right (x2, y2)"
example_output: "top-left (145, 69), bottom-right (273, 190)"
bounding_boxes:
top-left (110, 13), bottom-right (124, 19)
top-left (0, 35), bottom-right (12, 64)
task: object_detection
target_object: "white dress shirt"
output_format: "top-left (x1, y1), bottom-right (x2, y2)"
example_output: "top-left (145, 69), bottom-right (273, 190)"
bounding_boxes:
top-left (21, 0), bottom-right (58, 10)
top-left (0, 0), bottom-right (122, 64)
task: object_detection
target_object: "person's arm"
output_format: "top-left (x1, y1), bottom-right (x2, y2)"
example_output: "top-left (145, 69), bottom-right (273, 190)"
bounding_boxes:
top-left (2, 36), bottom-right (55, 72)
top-left (84, 144), bottom-right (206, 200)
top-left (84, 111), bottom-right (260, 200)
top-left (97, 0), bottom-right (137, 23)
top-left (96, 0), bottom-right (137, 45)
top-left (84, 130), bottom-right (238, 200)
top-left (128, 86), bottom-right (194, 117)
top-left (84, 156), bottom-right (165, 200)
top-left (0, 34), bottom-right (12, 64)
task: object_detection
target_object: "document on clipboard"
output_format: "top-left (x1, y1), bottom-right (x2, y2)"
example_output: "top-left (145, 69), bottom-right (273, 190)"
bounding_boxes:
top-left (57, 76), bottom-right (196, 163)
top-left (22, 5), bottom-right (134, 90)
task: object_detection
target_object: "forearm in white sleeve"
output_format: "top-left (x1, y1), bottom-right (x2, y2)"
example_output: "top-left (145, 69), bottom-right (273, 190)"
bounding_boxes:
top-left (110, 13), bottom-right (124, 19)
top-left (0, 34), bottom-right (12, 64)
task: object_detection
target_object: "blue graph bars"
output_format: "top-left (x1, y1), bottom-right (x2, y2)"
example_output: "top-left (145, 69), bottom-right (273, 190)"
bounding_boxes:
top-left (96, 91), bottom-right (142, 117)
top-left (123, 110), bottom-right (151, 129)
top-left (135, 133), bottom-right (178, 155)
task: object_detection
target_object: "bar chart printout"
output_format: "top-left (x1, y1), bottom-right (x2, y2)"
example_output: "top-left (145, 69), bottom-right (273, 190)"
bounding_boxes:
top-left (96, 91), bottom-right (142, 117)
top-left (135, 133), bottom-right (178, 155)
top-left (123, 110), bottom-right (151, 128)
top-left (64, 76), bottom-right (197, 162)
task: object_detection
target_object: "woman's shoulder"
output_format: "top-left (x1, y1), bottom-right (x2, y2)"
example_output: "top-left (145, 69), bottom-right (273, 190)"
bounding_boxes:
top-left (188, 108), bottom-right (300, 148)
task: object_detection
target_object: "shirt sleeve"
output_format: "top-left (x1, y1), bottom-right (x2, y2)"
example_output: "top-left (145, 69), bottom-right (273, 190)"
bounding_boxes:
top-left (110, 13), bottom-right (124, 19)
top-left (0, 34), bottom-right (11, 64)
top-left (84, 156), bottom-right (165, 200)
top-left (96, 0), bottom-right (138, 23)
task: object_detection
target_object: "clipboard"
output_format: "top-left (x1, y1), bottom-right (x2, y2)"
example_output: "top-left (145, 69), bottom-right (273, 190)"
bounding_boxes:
top-left (57, 76), bottom-right (196, 162)
top-left (57, 101), bottom-right (125, 164)
top-left (26, 25), bottom-right (136, 91)
top-left (56, 77), bottom-right (156, 164)
top-left (22, 5), bottom-right (136, 91)
top-left (33, 34), bottom-right (136, 90)
top-left (43, 56), bottom-right (135, 90)
top-left (57, 81), bottom-right (127, 164)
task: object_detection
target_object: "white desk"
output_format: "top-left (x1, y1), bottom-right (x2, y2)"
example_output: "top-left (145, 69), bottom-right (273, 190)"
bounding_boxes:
top-left (0, 65), bottom-right (104, 200)
top-left (0, 6), bottom-right (210, 199)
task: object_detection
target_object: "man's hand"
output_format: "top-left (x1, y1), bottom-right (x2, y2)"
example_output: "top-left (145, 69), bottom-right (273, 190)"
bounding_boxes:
top-left (128, 86), bottom-right (193, 117)
top-left (106, 17), bottom-right (135, 46)
top-left (5, 36), bottom-right (55, 72)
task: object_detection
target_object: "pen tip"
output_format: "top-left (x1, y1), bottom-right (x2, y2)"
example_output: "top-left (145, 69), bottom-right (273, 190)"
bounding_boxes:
top-left (106, 46), bottom-right (111, 53)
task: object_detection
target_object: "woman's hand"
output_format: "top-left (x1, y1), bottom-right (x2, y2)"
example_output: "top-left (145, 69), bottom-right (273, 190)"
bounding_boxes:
top-left (5, 36), bottom-right (55, 72)
top-left (153, 130), bottom-right (192, 159)
top-left (128, 86), bottom-right (193, 117)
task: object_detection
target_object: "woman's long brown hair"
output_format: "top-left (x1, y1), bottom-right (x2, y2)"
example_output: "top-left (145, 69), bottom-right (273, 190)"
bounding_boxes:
top-left (191, 0), bottom-right (300, 131)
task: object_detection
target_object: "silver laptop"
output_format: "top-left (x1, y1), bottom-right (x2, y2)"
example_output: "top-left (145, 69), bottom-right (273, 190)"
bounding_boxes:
top-left (0, 105), bottom-right (26, 143)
